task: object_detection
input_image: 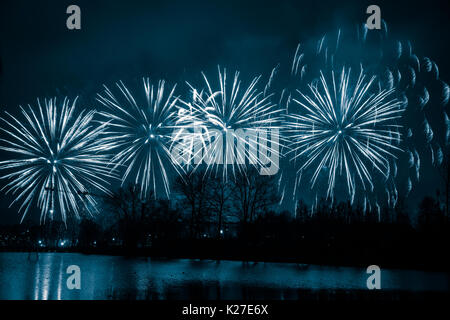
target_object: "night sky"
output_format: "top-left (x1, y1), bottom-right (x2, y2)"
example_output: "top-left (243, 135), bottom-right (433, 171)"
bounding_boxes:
top-left (1, 0), bottom-right (450, 224)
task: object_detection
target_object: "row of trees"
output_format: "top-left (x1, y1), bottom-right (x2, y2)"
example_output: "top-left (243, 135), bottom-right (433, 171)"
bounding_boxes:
top-left (97, 167), bottom-right (449, 248)
top-left (2, 166), bottom-right (449, 253)
top-left (1, 165), bottom-right (448, 269)
top-left (98, 168), bottom-right (279, 247)
top-left (171, 169), bottom-right (280, 239)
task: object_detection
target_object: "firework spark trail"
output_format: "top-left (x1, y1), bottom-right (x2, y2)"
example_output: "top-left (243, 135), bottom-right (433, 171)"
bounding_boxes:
top-left (181, 66), bottom-right (283, 179)
top-left (0, 97), bottom-right (115, 223)
top-left (97, 78), bottom-right (188, 198)
top-left (284, 67), bottom-right (404, 202)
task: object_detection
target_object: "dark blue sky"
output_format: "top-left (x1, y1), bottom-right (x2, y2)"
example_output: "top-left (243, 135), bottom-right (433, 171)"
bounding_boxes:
top-left (1, 0), bottom-right (449, 107)
top-left (1, 0), bottom-right (449, 224)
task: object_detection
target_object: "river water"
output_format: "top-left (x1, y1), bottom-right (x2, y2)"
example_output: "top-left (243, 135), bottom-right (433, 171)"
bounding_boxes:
top-left (0, 252), bottom-right (448, 299)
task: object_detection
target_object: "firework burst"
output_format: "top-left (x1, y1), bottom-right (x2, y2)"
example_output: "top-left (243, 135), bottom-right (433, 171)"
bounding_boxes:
top-left (287, 24), bottom-right (450, 202)
top-left (180, 67), bottom-right (282, 179)
top-left (0, 97), bottom-right (114, 223)
top-left (284, 67), bottom-right (404, 203)
top-left (97, 78), bottom-right (186, 198)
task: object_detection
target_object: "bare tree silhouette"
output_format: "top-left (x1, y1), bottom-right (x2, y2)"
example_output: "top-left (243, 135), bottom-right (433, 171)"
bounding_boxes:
top-left (206, 175), bottom-right (232, 239)
top-left (231, 168), bottom-right (280, 225)
top-left (174, 170), bottom-right (210, 239)
top-left (104, 184), bottom-right (154, 248)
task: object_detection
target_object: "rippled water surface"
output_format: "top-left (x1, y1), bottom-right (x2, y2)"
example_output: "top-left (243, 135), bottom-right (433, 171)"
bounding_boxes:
top-left (0, 252), bottom-right (448, 299)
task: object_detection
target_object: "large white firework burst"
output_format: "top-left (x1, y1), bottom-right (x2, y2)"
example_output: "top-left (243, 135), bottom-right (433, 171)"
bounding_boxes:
top-left (180, 67), bottom-right (282, 179)
top-left (287, 24), bottom-right (450, 203)
top-left (97, 78), bottom-right (186, 198)
top-left (0, 97), bottom-right (114, 223)
top-left (285, 67), bottom-right (404, 203)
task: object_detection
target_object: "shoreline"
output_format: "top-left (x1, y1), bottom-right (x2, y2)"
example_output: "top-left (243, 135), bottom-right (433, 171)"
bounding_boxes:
top-left (1, 248), bottom-right (448, 273)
